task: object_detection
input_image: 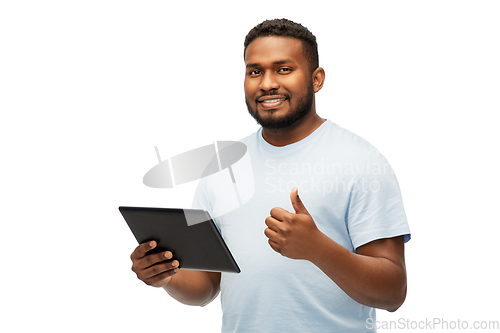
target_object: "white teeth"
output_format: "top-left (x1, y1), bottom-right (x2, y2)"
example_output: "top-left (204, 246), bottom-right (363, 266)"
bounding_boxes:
top-left (262, 98), bottom-right (284, 103)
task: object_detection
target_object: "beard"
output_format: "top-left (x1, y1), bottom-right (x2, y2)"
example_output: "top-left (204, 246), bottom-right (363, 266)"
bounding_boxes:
top-left (245, 81), bottom-right (314, 130)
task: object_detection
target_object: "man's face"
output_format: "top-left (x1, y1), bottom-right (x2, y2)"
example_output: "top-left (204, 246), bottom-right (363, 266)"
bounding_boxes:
top-left (244, 36), bottom-right (314, 130)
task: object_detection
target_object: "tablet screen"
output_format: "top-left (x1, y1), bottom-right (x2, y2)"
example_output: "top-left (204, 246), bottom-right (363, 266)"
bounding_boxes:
top-left (119, 206), bottom-right (240, 273)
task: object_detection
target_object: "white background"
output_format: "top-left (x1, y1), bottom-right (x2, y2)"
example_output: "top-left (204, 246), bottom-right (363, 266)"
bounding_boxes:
top-left (1, 1), bottom-right (499, 332)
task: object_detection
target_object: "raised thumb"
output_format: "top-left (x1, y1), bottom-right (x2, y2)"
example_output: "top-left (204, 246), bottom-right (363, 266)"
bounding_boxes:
top-left (290, 187), bottom-right (309, 215)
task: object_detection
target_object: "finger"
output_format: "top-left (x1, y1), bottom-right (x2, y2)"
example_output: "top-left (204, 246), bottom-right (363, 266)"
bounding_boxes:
top-left (264, 226), bottom-right (280, 241)
top-left (140, 259), bottom-right (180, 282)
top-left (133, 250), bottom-right (173, 271)
top-left (269, 207), bottom-right (290, 220)
top-left (131, 241), bottom-right (156, 260)
top-left (264, 215), bottom-right (281, 230)
top-left (268, 239), bottom-right (281, 254)
top-left (290, 187), bottom-right (309, 215)
top-left (144, 266), bottom-right (180, 287)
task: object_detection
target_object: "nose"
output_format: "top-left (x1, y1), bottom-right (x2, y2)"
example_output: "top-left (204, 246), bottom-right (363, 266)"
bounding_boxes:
top-left (259, 72), bottom-right (280, 91)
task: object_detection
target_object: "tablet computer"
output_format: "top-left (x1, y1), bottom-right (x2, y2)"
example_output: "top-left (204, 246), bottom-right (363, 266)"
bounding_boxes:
top-left (119, 206), bottom-right (240, 273)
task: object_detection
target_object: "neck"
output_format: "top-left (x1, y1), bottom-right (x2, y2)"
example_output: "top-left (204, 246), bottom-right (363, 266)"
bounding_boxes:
top-left (261, 108), bottom-right (325, 147)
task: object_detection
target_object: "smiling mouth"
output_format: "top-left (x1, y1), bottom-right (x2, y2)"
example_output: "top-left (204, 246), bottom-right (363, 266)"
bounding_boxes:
top-left (257, 96), bottom-right (287, 109)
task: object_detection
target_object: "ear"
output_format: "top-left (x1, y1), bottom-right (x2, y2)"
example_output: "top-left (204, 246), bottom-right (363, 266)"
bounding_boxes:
top-left (312, 67), bottom-right (325, 93)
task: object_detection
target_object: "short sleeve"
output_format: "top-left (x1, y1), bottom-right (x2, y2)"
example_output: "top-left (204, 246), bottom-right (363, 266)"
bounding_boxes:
top-left (346, 149), bottom-right (411, 250)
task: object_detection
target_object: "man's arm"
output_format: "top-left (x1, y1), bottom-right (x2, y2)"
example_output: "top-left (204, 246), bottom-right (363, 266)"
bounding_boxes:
top-left (163, 270), bottom-right (221, 307)
top-left (264, 188), bottom-right (407, 312)
top-left (131, 241), bottom-right (221, 307)
top-left (309, 234), bottom-right (406, 312)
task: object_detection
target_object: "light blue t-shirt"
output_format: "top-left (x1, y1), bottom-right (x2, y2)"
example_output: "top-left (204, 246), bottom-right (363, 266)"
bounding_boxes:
top-left (192, 120), bottom-right (410, 333)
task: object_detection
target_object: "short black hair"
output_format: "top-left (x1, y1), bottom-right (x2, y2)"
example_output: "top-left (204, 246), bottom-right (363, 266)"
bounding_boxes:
top-left (244, 18), bottom-right (319, 74)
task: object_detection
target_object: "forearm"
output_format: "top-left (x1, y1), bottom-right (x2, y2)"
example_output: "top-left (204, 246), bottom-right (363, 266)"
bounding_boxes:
top-left (309, 234), bottom-right (407, 312)
top-left (163, 270), bottom-right (220, 307)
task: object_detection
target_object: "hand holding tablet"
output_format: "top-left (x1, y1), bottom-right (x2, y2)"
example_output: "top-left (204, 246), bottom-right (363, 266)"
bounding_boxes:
top-left (130, 240), bottom-right (180, 288)
top-left (120, 206), bottom-right (240, 274)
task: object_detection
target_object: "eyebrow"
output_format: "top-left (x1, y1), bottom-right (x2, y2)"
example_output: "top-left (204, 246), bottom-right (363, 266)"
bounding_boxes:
top-left (246, 59), bottom-right (295, 68)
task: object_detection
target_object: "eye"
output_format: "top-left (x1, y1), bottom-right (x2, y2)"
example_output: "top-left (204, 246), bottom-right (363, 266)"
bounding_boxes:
top-left (249, 70), bottom-right (262, 77)
top-left (278, 67), bottom-right (292, 74)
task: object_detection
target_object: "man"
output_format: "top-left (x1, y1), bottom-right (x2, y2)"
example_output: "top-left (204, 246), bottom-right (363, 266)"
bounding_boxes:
top-left (131, 19), bottom-right (410, 332)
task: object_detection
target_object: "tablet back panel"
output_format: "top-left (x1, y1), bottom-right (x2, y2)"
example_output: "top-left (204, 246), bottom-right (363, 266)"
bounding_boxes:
top-left (119, 207), bottom-right (240, 273)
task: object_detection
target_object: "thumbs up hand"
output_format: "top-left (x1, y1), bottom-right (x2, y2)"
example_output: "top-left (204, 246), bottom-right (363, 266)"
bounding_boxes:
top-left (264, 187), bottom-right (324, 261)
